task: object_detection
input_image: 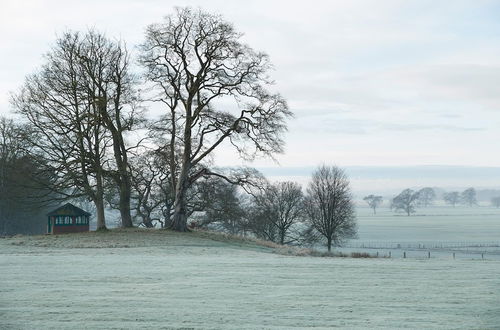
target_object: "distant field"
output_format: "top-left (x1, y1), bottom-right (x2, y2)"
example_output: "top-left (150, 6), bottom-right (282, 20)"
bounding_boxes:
top-left (0, 230), bottom-right (499, 329)
top-left (341, 205), bottom-right (500, 259)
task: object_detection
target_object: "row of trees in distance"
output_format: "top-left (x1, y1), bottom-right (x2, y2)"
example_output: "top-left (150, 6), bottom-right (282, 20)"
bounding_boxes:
top-left (363, 187), bottom-right (498, 216)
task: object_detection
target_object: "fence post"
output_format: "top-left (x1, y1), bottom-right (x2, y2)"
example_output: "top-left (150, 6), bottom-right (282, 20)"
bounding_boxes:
top-left (389, 251), bottom-right (391, 258)
top-left (376, 252), bottom-right (379, 257)
top-left (482, 253), bottom-right (484, 259)
top-left (428, 251), bottom-right (430, 259)
top-left (403, 251), bottom-right (406, 259)
top-left (453, 252), bottom-right (455, 259)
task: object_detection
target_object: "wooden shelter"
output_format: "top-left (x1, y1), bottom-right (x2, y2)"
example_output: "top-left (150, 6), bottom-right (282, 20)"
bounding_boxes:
top-left (47, 203), bottom-right (91, 234)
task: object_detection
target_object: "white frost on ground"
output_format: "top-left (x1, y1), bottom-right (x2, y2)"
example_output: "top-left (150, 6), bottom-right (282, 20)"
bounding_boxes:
top-left (0, 232), bottom-right (499, 329)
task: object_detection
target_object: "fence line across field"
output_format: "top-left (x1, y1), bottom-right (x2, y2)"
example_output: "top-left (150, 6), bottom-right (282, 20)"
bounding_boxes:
top-left (343, 241), bottom-right (500, 250)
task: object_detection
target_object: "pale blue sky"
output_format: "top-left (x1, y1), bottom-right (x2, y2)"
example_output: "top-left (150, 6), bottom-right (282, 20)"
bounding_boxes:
top-left (1, 0), bottom-right (499, 191)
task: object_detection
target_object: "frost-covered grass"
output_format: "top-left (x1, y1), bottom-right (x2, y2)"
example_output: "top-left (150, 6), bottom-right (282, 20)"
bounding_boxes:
top-left (1, 230), bottom-right (499, 329)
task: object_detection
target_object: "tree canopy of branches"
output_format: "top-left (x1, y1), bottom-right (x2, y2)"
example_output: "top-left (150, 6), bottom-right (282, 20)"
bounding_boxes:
top-left (0, 117), bottom-right (55, 235)
top-left (197, 177), bottom-right (246, 234)
top-left (304, 166), bottom-right (357, 252)
top-left (391, 189), bottom-right (419, 216)
top-left (443, 191), bottom-right (460, 207)
top-left (12, 30), bottom-right (141, 230)
top-left (139, 7), bottom-right (291, 231)
top-left (417, 187), bottom-right (436, 207)
top-left (363, 195), bottom-right (383, 214)
top-left (461, 188), bottom-right (477, 207)
top-left (250, 181), bottom-right (303, 245)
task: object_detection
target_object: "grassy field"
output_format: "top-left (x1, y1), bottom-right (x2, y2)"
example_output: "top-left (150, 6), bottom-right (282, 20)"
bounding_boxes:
top-left (1, 229), bottom-right (499, 329)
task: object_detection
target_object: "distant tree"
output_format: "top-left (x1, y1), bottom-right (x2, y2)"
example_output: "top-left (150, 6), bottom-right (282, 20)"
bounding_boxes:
top-left (250, 181), bottom-right (303, 245)
top-left (304, 166), bottom-right (357, 252)
top-left (491, 197), bottom-right (500, 208)
top-left (363, 195), bottom-right (383, 214)
top-left (443, 191), bottom-right (460, 207)
top-left (391, 189), bottom-right (420, 216)
top-left (461, 188), bottom-right (477, 207)
top-left (417, 187), bottom-right (436, 207)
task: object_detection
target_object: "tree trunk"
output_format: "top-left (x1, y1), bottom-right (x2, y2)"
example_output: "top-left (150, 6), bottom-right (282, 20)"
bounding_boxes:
top-left (95, 171), bottom-right (107, 231)
top-left (170, 171), bottom-right (190, 232)
top-left (327, 237), bottom-right (332, 252)
top-left (95, 198), bottom-right (107, 230)
top-left (280, 231), bottom-right (285, 245)
top-left (119, 178), bottom-right (133, 228)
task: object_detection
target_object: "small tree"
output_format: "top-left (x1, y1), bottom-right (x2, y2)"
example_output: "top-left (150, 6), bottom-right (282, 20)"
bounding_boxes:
top-left (391, 189), bottom-right (419, 216)
top-left (443, 191), bottom-right (460, 207)
top-left (363, 195), bottom-right (383, 214)
top-left (491, 197), bottom-right (500, 208)
top-left (251, 181), bottom-right (303, 245)
top-left (304, 166), bottom-right (357, 252)
top-left (461, 188), bottom-right (477, 207)
top-left (417, 187), bottom-right (436, 207)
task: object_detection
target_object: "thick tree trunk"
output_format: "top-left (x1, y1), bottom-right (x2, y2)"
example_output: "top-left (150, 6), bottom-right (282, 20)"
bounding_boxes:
top-left (95, 171), bottom-right (107, 231)
top-left (170, 178), bottom-right (190, 232)
top-left (119, 178), bottom-right (133, 228)
top-left (95, 198), bottom-right (107, 230)
top-left (327, 237), bottom-right (332, 252)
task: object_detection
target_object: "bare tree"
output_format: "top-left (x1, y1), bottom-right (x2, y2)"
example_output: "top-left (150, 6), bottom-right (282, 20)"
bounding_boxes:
top-left (304, 166), bottom-right (357, 252)
top-left (417, 187), bottom-right (436, 207)
top-left (443, 191), bottom-right (460, 207)
top-left (251, 181), bottom-right (303, 244)
top-left (461, 187), bottom-right (477, 207)
top-left (139, 7), bottom-right (291, 231)
top-left (391, 189), bottom-right (419, 216)
top-left (363, 195), bottom-right (383, 214)
top-left (77, 31), bottom-right (143, 228)
top-left (12, 30), bottom-right (141, 229)
top-left (491, 197), bottom-right (500, 208)
top-left (197, 177), bottom-right (246, 234)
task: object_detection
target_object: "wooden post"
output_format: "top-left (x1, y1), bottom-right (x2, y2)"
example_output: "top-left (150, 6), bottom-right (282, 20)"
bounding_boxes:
top-left (389, 251), bottom-right (391, 258)
top-left (428, 251), bottom-right (430, 259)
top-left (376, 252), bottom-right (379, 257)
top-left (453, 252), bottom-right (455, 259)
top-left (403, 251), bottom-right (406, 258)
top-left (482, 253), bottom-right (484, 259)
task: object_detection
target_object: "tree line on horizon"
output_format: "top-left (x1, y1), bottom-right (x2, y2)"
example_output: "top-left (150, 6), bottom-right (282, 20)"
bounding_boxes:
top-left (363, 186), bottom-right (500, 216)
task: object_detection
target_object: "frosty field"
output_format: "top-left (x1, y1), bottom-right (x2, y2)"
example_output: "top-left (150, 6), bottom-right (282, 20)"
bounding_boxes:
top-left (1, 230), bottom-right (499, 329)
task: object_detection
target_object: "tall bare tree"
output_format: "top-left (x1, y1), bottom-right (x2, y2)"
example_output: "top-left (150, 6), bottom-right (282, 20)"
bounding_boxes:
top-left (140, 7), bottom-right (291, 231)
top-left (304, 166), bottom-right (357, 252)
top-left (12, 31), bottom-right (140, 229)
top-left (74, 31), bottom-right (142, 228)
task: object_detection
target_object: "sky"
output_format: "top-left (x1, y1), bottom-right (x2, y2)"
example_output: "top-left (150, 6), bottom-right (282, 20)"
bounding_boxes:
top-left (1, 0), bottom-right (500, 193)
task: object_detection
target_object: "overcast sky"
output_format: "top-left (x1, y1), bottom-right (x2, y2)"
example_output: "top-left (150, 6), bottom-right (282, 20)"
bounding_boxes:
top-left (1, 0), bottom-right (500, 192)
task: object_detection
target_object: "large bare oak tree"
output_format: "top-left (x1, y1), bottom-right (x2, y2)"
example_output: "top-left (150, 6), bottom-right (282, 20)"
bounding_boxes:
top-left (140, 8), bottom-right (291, 231)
